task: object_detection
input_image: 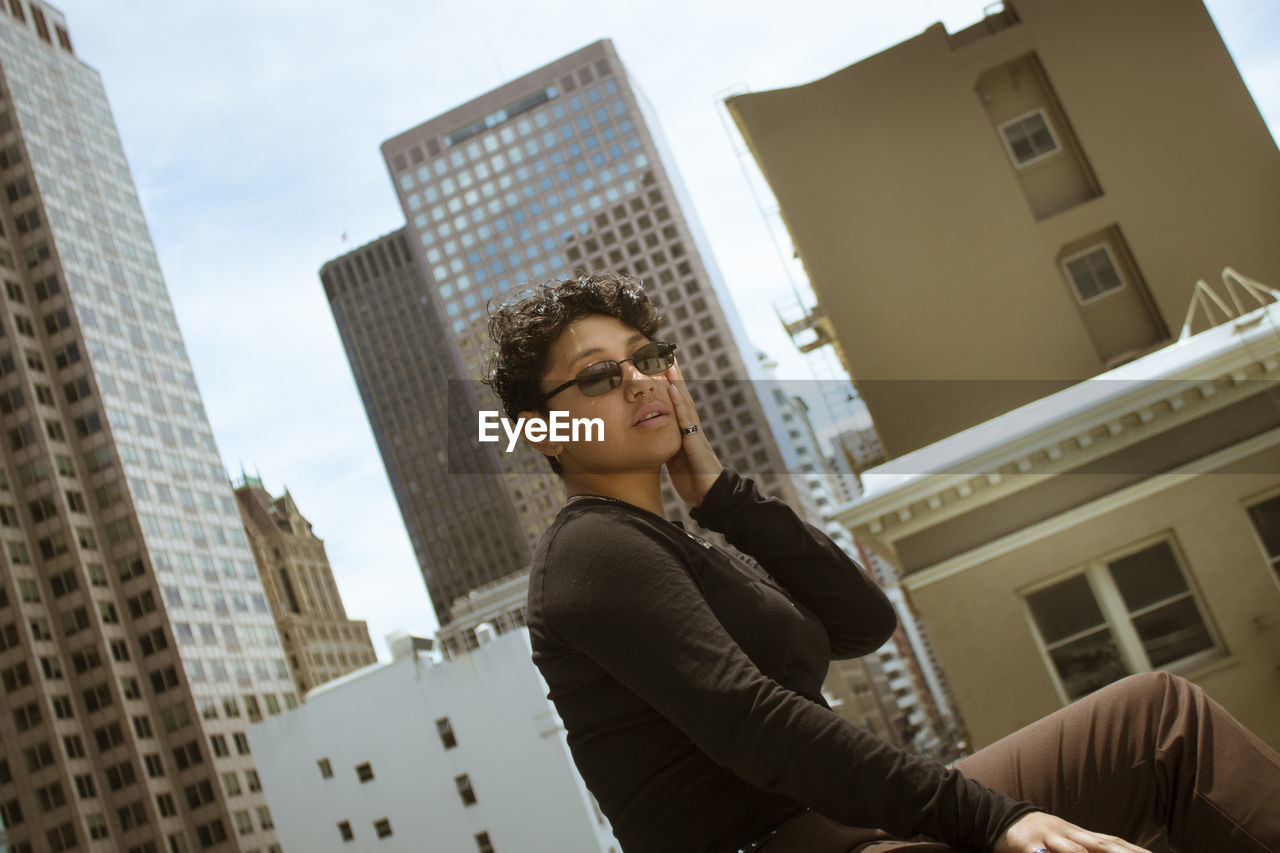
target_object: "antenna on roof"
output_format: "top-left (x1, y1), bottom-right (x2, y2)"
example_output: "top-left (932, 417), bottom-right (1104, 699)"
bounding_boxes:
top-left (1179, 267), bottom-right (1280, 341)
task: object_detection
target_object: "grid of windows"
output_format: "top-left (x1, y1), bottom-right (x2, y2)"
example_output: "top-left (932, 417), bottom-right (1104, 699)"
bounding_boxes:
top-left (393, 59), bottom-right (785, 497)
top-left (0, 10), bottom-right (295, 853)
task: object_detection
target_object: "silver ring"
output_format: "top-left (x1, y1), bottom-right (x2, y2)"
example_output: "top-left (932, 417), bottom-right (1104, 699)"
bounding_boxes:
top-left (680, 424), bottom-right (699, 435)
top-left (1033, 848), bottom-right (1050, 853)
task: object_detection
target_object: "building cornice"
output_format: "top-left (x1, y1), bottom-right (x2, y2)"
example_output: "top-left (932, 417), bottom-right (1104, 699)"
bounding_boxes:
top-left (899, 425), bottom-right (1280, 591)
top-left (837, 304), bottom-right (1280, 541)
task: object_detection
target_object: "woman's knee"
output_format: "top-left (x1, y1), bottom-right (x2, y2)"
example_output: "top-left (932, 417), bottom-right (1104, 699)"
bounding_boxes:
top-left (1100, 671), bottom-right (1197, 714)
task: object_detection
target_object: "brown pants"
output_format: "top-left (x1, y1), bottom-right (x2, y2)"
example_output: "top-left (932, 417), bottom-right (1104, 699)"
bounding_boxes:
top-left (759, 672), bottom-right (1280, 853)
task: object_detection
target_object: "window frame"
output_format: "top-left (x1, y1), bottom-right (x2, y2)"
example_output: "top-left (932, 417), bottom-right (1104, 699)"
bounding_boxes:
top-left (1021, 533), bottom-right (1222, 704)
top-left (1060, 243), bottom-right (1126, 306)
top-left (1243, 487), bottom-right (1280, 591)
top-left (997, 107), bottom-right (1061, 168)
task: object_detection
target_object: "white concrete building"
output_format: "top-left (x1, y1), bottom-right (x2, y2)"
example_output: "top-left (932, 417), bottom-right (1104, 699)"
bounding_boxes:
top-left (247, 629), bottom-right (619, 853)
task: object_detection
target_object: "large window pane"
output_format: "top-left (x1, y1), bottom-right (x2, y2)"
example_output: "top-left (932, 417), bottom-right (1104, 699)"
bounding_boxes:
top-left (1048, 629), bottom-right (1129, 700)
top-left (1109, 542), bottom-right (1214, 667)
top-left (1247, 496), bottom-right (1280, 574)
top-left (1027, 575), bottom-right (1105, 643)
top-left (1131, 599), bottom-right (1213, 667)
top-left (1028, 574), bottom-right (1128, 699)
top-left (1109, 542), bottom-right (1187, 611)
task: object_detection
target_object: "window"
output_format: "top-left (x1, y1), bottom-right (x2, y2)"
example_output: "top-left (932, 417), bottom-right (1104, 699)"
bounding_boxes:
top-left (1024, 539), bottom-right (1217, 700)
top-left (475, 831), bottom-right (495, 853)
top-left (436, 717), bottom-right (458, 749)
top-left (355, 761), bottom-right (374, 783)
top-left (1062, 244), bottom-right (1124, 303)
top-left (1246, 494), bottom-right (1280, 583)
top-left (338, 821), bottom-right (354, 841)
top-left (144, 753), bottom-right (165, 778)
top-left (998, 109), bottom-right (1059, 166)
top-left (317, 757), bottom-right (333, 779)
top-left (374, 818), bottom-right (393, 839)
top-left (455, 773), bottom-right (477, 806)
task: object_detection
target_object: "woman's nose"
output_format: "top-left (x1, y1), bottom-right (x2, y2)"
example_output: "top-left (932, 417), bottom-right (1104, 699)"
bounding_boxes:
top-left (622, 361), bottom-right (657, 396)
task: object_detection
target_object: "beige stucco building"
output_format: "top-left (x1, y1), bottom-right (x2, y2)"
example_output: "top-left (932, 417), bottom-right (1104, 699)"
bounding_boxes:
top-left (839, 297), bottom-right (1280, 749)
top-left (727, 0), bottom-right (1280, 459)
top-left (233, 477), bottom-right (377, 697)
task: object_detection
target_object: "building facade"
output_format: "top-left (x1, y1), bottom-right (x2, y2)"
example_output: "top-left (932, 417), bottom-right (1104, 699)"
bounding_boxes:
top-left (248, 629), bottom-right (620, 853)
top-left (840, 295), bottom-right (1280, 750)
top-left (233, 475), bottom-right (377, 697)
top-left (320, 229), bottom-right (533, 626)
top-left (727, 0), bottom-right (1280, 459)
top-left (435, 569), bottom-right (529, 661)
top-left (0, 4), bottom-right (292, 851)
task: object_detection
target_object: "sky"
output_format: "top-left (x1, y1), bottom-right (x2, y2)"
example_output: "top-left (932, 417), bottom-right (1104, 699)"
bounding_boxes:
top-left (50, 0), bottom-right (1280, 658)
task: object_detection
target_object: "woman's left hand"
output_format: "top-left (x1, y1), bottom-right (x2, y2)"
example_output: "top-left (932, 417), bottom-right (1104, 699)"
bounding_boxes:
top-left (662, 359), bottom-right (723, 508)
top-left (994, 812), bottom-right (1152, 853)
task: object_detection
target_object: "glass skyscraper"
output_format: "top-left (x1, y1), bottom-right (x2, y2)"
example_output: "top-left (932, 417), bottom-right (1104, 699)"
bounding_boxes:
top-left (0, 4), bottom-right (290, 850)
top-left (338, 40), bottom-right (806, 627)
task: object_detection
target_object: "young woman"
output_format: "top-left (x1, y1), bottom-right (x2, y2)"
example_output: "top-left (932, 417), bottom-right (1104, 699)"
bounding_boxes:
top-left (483, 272), bottom-right (1280, 853)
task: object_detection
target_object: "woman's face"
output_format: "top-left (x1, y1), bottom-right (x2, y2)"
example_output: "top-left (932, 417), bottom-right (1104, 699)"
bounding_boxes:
top-left (531, 313), bottom-right (682, 476)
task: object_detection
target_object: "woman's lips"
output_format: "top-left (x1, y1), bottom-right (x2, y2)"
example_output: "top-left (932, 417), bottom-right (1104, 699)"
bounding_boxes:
top-left (634, 412), bottom-right (670, 429)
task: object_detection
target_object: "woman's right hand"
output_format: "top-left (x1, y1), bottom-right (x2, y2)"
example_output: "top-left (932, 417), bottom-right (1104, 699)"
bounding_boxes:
top-left (661, 359), bottom-right (722, 508)
top-left (993, 812), bottom-right (1152, 853)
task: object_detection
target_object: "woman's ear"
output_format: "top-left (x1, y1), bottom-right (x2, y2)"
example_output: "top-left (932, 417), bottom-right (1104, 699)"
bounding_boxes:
top-left (517, 409), bottom-right (561, 459)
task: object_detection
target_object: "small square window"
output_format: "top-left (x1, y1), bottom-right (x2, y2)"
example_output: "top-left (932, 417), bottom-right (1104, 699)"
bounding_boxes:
top-left (317, 758), bottom-right (333, 779)
top-left (436, 717), bottom-right (458, 749)
top-left (999, 109), bottom-right (1059, 166)
top-left (355, 762), bottom-right (374, 783)
top-left (374, 818), bottom-right (393, 838)
top-left (455, 773), bottom-right (477, 806)
top-left (338, 820), bottom-right (354, 842)
top-left (1062, 245), bottom-right (1124, 303)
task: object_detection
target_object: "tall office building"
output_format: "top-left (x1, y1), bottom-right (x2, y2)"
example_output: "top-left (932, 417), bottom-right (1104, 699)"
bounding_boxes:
top-left (320, 229), bottom-right (533, 625)
top-left (366, 40), bottom-right (804, 604)
top-left (727, 0), bottom-right (1280, 459)
top-left (233, 475), bottom-right (378, 696)
top-left (0, 5), bottom-right (290, 851)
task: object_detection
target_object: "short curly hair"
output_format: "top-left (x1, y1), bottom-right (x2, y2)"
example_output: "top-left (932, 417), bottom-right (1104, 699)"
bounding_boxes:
top-left (483, 271), bottom-right (664, 474)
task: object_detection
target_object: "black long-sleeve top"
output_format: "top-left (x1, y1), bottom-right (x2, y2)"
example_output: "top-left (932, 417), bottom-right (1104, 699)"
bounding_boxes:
top-left (527, 469), bottom-right (1035, 853)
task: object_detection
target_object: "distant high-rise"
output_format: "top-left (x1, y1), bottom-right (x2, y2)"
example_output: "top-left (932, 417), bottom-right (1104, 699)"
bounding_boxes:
top-left (0, 4), bottom-right (291, 850)
top-left (340, 41), bottom-right (807, 623)
top-left (233, 475), bottom-right (378, 696)
top-left (320, 230), bottom-right (532, 625)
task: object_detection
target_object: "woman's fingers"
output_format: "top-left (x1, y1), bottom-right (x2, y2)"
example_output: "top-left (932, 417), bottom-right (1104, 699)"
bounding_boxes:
top-left (661, 359), bottom-right (722, 507)
top-left (665, 360), bottom-right (698, 429)
top-left (996, 813), bottom-right (1152, 853)
top-left (1063, 828), bottom-right (1152, 853)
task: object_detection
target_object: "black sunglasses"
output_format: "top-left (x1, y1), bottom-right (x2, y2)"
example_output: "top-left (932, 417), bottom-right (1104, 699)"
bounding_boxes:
top-left (537, 341), bottom-right (677, 403)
